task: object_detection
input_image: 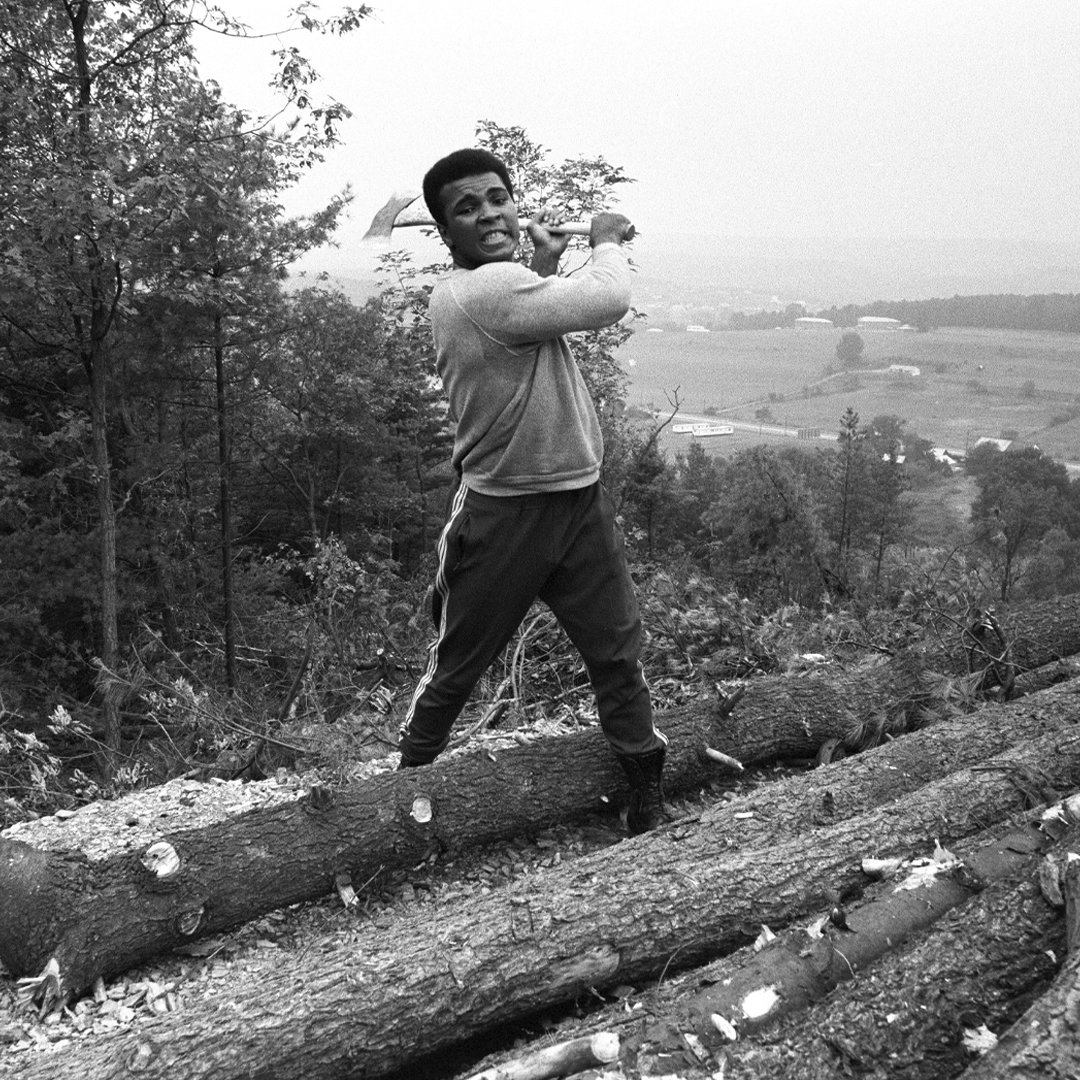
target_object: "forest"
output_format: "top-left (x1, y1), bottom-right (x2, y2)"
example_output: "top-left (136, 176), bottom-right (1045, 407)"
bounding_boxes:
top-left (729, 292), bottom-right (1080, 333)
top-left (4, 4), bottom-right (1080, 1080)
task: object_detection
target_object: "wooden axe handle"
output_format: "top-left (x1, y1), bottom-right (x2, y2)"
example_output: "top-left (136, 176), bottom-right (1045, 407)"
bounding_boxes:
top-left (362, 191), bottom-right (635, 243)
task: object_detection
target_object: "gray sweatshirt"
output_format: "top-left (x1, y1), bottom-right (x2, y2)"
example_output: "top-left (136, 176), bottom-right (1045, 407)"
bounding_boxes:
top-left (429, 242), bottom-right (631, 496)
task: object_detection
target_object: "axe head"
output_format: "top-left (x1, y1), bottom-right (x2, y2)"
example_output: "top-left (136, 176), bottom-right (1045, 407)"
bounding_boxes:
top-left (361, 190), bottom-right (438, 244)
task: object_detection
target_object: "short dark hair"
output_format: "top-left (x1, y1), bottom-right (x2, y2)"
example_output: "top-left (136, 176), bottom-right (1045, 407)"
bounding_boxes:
top-left (422, 148), bottom-right (514, 227)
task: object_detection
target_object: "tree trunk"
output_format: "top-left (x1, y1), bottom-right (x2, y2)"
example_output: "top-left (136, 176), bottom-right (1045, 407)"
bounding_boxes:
top-left (461, 817), bottom-right (1076, 1080)
top-left (70, 0), bottom-right (123, 762)
top-left (213, 303), bottom-right (237, 691)
top-left (8, 724), bottom-right (1080, 1080)
top-left (88, 339), bottom-right (122, 760)
top-left (957, 833), bottom-right (1080, 1080)
top-left (672, 836), bottom-right (1071, 1080)
top-left (679, 817), bottom-right (1061, 1047)
top-left (464, 1033), bottom-right (620, 1080)
top-left (2, 654), bottom-right (1078, 1003)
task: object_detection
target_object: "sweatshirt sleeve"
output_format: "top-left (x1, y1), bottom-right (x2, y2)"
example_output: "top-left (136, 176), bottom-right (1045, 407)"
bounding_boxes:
top-left (446, 243), bottom-right (631, 345)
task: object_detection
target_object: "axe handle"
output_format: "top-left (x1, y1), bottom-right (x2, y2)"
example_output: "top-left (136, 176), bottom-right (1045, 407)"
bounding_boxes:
top-left (363, 191), bottom-right (635, 243)
top-left (521, 220), bottom-right (637, 241)
top-left (394, 218), bottom-right (632, 239)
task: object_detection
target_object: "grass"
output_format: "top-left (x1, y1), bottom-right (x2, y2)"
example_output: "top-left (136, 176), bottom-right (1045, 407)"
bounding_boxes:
top-left (619, 326), bottom-right (1080, 464)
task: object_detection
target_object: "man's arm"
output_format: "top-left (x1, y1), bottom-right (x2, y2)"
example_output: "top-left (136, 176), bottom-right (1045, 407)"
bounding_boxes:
top-left (527, 209), bottom-right (633, 278)
top-left (445, 211), bottom-right (635, 342)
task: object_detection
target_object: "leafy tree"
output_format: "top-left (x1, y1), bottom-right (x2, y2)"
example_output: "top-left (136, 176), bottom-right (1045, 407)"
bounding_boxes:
top-left (0, 1), bottom-right (366, 743)
top-left (967, 444), bottom-right (1077, 600)
top-left (704, 447), bottom-right (830, 606)
top-left (1025, 527), bottom-right (1080, 600)
top-left (667, 442), bottom-right (726, 560)
top-left (865, 454), bottom-right (909, 589)
top-left (620, 436), bottom-right (674, 559)
top-left (242, 288), bottom-right (386, 546)
top-left (833, 407), bottom-right (865, 561)
top-left (835, 331), bottom-right (865, 368)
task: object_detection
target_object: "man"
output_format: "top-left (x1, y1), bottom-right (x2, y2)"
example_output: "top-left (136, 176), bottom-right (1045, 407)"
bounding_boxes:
top-left (397, 148), bottom-right (667, 834)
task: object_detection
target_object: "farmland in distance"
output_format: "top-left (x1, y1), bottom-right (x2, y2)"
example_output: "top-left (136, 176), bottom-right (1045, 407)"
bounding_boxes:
top-left (617, 325), bottom-right (1080, 466)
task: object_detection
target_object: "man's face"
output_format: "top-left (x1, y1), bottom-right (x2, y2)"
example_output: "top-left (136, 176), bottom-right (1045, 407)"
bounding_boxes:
top-left (436, 172), bottom-right (519, 268)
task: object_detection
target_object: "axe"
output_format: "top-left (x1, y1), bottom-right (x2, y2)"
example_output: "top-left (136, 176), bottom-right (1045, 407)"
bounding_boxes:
top-left (362, 189), bottom-right (634, 244)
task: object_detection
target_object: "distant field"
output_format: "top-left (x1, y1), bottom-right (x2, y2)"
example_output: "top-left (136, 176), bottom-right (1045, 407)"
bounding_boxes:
top-left (618, 326), bottom-right (1080, 463)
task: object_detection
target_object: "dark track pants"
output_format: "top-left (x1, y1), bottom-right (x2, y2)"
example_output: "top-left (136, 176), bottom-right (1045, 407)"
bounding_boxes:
top-left (400, 481), bottom-right (664, 764)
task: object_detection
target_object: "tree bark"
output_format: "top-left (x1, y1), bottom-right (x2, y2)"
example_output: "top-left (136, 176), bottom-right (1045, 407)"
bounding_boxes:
top-left (678, 817), bottom-right (1061, 1047)
top-left (213, 301), bottom-right (237, 692)
top-left (461, 816), bottom-right (1076, 1080)
top-left (2, 657), bottom-right (1078, 1003)
top-left (957, 832), bottom-right (1080, 1080)
top-left (8, 724), bottom-right (1080, 1080)
top-left (673, 835), bottom-right (1072, 1080)
top-left (70, 0), bottom-right (124, 763)
top-left (464, 1032), bottom-right (620, 1080)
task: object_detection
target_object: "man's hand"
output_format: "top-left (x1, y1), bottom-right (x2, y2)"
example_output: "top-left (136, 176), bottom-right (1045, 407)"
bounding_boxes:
top-left (527, 205), bottom-right (571, 278)
top-left (589, 212), bottom-right (633, 248)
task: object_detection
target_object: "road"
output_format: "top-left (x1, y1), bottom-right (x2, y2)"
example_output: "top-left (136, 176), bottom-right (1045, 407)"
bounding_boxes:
top-left (670, 412), bottom-right (1080, 476)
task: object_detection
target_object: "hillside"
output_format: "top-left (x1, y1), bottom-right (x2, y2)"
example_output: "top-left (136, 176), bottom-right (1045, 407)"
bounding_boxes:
top-left (619, 324), bottom-right (1080, 468)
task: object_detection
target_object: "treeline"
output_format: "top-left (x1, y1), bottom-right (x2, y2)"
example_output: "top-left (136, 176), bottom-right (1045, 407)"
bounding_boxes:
top-left (623, 413), bottom-right (1080, 611)
top-left (729, 293), bottom-right (1080, 333)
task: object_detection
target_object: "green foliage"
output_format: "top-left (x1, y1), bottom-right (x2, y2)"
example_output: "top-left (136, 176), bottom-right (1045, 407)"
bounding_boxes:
top-left (966, 443), bottom-right (1079, 600)
top-left (247, 537), bottom-right (430, 726)
top-left (835, 331), bottom-right (865, 367)
top-left (817, 293), bottom-right (1080, 334)
top-left (701, 447), bottom-right (830, 606)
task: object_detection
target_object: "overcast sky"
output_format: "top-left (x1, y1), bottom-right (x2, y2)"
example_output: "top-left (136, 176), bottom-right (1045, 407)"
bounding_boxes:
top-left (195, 0), bottom-right (1080, 275)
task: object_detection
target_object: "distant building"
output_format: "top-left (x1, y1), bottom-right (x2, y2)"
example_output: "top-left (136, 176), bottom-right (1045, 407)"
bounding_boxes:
top-left (887, 363), bottom-right (920, 376)
top-left (974, 437), bottom-right (1013, 452)
top-left (686, 324), bottom-right (709, 333)
top-left (673, 423), bottom-right (734, 438)
top-left (795, 317), bottom-right (834, 328)
top-left (931, 448), bottom-right (963, 471)
top-left (858, 316), bottom-right (902, 329)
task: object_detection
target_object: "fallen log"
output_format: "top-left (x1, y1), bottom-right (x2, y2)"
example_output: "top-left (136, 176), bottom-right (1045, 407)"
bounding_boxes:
top-left (957, 825), bottom-right (1080, 1080)
top-left (2, 592), bottom-right (1077, 996)
top-left (1012, 655), bottom-right (1080, 698)
top-left (7, 723), bottom-right (1080, 1080)
top-left (682, 813), bottom-right (1064, 1048)
top-left (453, 806), bottom-right (1077, 1079)
top-left (3, 668), bottom-right (1078, 1006)
top-left (464, 1032), bottom-right (619, 1080)
top-left (668, 832), bottom-right (1073, 1080)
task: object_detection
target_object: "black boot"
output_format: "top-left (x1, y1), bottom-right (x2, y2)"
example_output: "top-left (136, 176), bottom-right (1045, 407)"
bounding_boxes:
top-left (616, 744), bottom-right (666, 835)
top-left (396, 754), bottom-right (423, 770)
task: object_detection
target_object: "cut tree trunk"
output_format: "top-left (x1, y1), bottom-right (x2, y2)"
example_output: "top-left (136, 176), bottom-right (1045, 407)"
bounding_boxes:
top-left (8, 723), bottom-right (1080, 1080)
top-left (1, 591), bottom-right (1076, 997)
top-left (672, 833), bottom-right (1073, 1080)
top-left (455, 812), bottom-right (1078, 1080)
top-left (681, 816), bottom-right (1060, 1047)
top-left (463, 1032), bottom-right (620, 1080)
top-left (2, 663), bottom-right (1078, 1005)
top-left (957, 828), bottom-right (1080, 1080)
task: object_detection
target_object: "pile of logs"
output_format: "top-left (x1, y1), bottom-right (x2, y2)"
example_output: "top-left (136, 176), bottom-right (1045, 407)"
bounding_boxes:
top-left (2, 594), bottom-right (1079, 1079)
